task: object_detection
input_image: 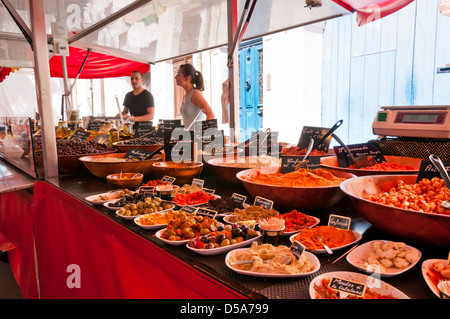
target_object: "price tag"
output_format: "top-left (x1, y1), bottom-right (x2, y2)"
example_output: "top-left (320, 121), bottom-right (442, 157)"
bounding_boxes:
top-left (279, 156), bottom-right (321, 173)
top-left (87, 120), bottom-right (104, 131)
top-left (70, 130), bottom-right (91, 140)
top-left (195, 207), bottom-right (217, 219)
top-left (328, 277), bottom-right (366, 298)
top-left (416, 159), bottom-right (450, 183)
top-left (192, 178), bottom-right (205, 188)
top-left (297, 126), bottom-right (332, 153)
top-left (156, 119), bottom-right (182, 137)
top-left (134, 122), bottom-right (155, 138)
top-left (333, 142), bottom-right (385, 168)
top-left (139, 186), bottom-right (155, 196)
top-left (291, 240), bottom-right (306, 259)
top-left (328, 214), bottom-right (351, 230)
top-left (202, 188), bottom-right (215, 195)
top-left (231, 193), bottom-right (247, 204)
top-left (124, 148), bottom-right (154, 161)
top-left (179, 205), bottom-right (198, 214)
top-left (253, 196), bottom-right (273, 210)
top-left (161, 176), bottom-right (176, 184)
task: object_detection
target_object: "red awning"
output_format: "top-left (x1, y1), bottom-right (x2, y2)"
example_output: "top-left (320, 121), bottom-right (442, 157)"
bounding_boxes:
top-left (49, 47), bottom-right (150, 79)
top-left (0, 67), bottom-right (18, 83)
top-left (334, 0), bottom-right (414, 26)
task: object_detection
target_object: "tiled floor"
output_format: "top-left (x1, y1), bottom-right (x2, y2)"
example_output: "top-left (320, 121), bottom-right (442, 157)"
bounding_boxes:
top-left (0, 252), bottom-right (22, 299)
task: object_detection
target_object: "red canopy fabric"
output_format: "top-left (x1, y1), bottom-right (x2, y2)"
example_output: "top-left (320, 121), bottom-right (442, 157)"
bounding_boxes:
top-left (334, 0), bottom-right (414, 26)
top-left (49, 47), bottom-right (150, 79)
top-left (0, 67), bottom-right (18, 83)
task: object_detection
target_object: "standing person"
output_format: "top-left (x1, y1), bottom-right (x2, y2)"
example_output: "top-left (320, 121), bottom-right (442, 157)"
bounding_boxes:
top-left (119, 71), bottom-right (155, 123)
top-left (175, 64), bottom-right (215, 130)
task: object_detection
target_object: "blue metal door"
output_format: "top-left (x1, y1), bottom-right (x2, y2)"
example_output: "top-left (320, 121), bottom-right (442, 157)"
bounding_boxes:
top-left (239, 41), bottom-right (263, 141)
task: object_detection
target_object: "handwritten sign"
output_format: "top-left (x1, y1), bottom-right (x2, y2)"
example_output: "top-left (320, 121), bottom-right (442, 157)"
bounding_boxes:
top-left (280, 156), bottom-right (321, 173)
top-left (328, 277), bottom-right (366, 298)
top-left (416, 159), bottom-right (450, 182)
top-left (179, 205), bottom-right (198, 214)
top-left (195, 207), bottom-right (217, 219)
top-left (333, 142), bottom-right (385, 168)
top-left (139, 186), bottom-right (155, 196)
top-left (161, 176), bottom-right (176, 184)
top-left (202, 188), bottom-right (215, 195)
top-left (70, 130), bottom-right (91, 140)
top-left (156, 119), bottom-right (182, 137)
top-left (291, 240), bottom-right (306, 259)
top-left (134, 122), bottom-right (155, 138)
top-left (253, 196), bottom-right (274, 210)
top-left (297, 126), bottom-right (332, 153)
top-left (193, 119), bottom-right (218, 132)
top-left (87, 120), bottom-right (104, 131)
top-left (328, 214), bottom-right (351, 230)
top-left (231, 193), bottom-right (247, 204)
top-left (124, 148), bottom-right (154, 161)
top-left (192, 178), bottom-right (205, 188)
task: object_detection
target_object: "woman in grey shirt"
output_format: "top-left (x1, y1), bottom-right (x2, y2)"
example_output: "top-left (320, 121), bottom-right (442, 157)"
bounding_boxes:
top-left (175, 64), bottom-right (215, 130)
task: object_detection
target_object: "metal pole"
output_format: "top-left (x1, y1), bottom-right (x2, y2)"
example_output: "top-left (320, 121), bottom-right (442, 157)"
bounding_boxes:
top-left (30, 0), bottom-right (59, 181)
top-left (227, 0), bottom-right (240, 140)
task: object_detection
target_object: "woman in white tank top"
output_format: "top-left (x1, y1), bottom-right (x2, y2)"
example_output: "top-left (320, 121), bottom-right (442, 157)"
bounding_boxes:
top-left (175, 64), bottom-right (215, 130)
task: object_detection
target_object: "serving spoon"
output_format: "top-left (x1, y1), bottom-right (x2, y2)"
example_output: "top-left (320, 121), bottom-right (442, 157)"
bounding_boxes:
top-left (429, 154), bottom-right (450, 210)
top-left (331, 134), bottom-right (378, 169)
top-left (316, 234), bottom-right (333, 254)
top-left (297, 139), bottom-right (314, 169)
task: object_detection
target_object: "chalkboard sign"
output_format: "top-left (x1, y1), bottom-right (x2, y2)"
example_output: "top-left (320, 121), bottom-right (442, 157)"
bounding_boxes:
top-left (87, 120), bottom-right (104, 131)
top-left (291, 240), bottom-right (306, 259)
top-left (231, 193), bottom-right (247, 204)
top-left (124, 148), bottom-right (154, 160)
top-left (195, 207), bottom-right (217, 219)
top-left (139, 186), bottom-right (155, 196)
top-left (328, 277), bottom-right (366, 298)
top-left (416, 159), bottom-right (450, 182)
top-left (161, 175), bottom-right (176, 184)
top-left (156, 119), bottom-right (182, 137)
top-left (193, 119), bottom-right (218, 132)
top-left (202, 188), bottom-right (215, 195)
top-left (164, 127), bottom-right (192, 162)
top-left (328, 214), bottom-right (351, 230)
top-left (94, 134), bottom-right (110, 145)
top-left (134, 121), bottom-right (155, 138)
top-left (253, 196), bottom-right (274, 210)
top-left (280, 156), bottom-right (321, 173)
top-left (179, 205), bottom-right (198, 214)
top-left (192, 178), bottom-right (204, 188)
top-left (70, 130), bottom-right (91, 140)
top-left (333, 142), bottom-right (386, 168)
top-left (297, 126), bottom-right (332, 153)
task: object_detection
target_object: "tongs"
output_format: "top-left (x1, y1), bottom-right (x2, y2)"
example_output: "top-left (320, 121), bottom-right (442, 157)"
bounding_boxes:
top-left (429, 154), bottom-right (450, 210)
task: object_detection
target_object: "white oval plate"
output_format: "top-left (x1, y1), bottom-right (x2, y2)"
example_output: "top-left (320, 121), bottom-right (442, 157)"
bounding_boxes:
top-left (155, 228), bottom-right (190, 246)
top-left (85, 190), bottom-right (133, 205)
top-left (222, 210), bottom-right (279, 225)
top-left (199, 203), bottom-right (250, 217)
top-left (103, 199), bottom-right (123, 211)
top-left (186, 233), bottom-right (261, 256)
top-left (282, 216), bottom-right (321, 237)
top-left (289, 229), bottom-right (362, 254)
top-left (421, 259), bottom-right (449, 298)
top-left (134, 213), bottom-right (169, 230)
top-left (225, 248), bottom-right (320, 278)
top-left (346, 240), bottom-right (421, 277)
top-left (115, 210), bottom-right (138, 220)
top-left (309, 271), bottom-right (410, 299)
top-left (114, 203), bottom-right (175, 220)
top-left (172, 194), bottom-right (221, 207)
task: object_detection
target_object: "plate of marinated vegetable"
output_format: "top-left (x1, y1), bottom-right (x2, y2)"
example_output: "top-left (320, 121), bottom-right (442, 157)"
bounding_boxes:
top-left (113, 197), bottom-right (175, 220)
top-left (85, 189), bottom-right (134, 205)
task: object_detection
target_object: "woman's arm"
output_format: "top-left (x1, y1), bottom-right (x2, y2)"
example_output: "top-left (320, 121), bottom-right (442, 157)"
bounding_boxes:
top-left (191, 90), bottom-right (215, 120)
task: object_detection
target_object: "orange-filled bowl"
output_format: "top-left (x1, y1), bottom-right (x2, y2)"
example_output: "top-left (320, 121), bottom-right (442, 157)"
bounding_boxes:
top-left (236, 166), bottom-right (356, 211)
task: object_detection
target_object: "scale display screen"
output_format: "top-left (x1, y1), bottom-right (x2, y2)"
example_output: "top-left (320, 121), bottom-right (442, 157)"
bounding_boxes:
top-left (395, 112), bottom-right (446, 124)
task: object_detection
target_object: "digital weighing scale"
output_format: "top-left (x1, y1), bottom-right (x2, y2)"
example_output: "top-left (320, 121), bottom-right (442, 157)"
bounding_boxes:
top-left (372, 105), bottom-right (450, 139)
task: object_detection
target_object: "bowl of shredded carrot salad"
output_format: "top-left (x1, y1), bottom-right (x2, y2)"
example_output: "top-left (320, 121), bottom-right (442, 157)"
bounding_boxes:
top-left (236, 167), bottom-right (356, 210)
top-left (320, 155), bottom-right (421, 176)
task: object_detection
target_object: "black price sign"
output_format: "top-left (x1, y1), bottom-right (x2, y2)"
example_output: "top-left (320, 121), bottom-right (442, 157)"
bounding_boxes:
top-left (333, 142), bottom-right (385, 168)
top-left (253, 196), bottom-right (273, 210)
top-left (279, 156), bottom-right (321, 173)
top-left (193, 119), bottom-right (218, 132)
top-left (297, 126), bottom-right (332, 153)
top-left (156, 119), bottom-right (182, 137)
top-left (161, 176), bottom-right (176, 184)
top-left (179, 205), bottom-right (198, 214)
top-left (195, 207), bottom-right (217, 219)
top-left (139, 186), bottom-right (155, 196)
top-left (328, 214), bottom-right (351, 230)
top-left (291, 240), bottom-right (306, 259)
top-left (192, 178), bottom-right (205, 188)
top-left (134, 122), bottom-right (155, 138)
top-left (87, 120), bottom-right (104, 131)
top-left (124, 148), bottom-right (154, 161)
top-left (202, 188), bottom-right (215, 195)
top-left (328, 277), bottom-right (366, 298)
top-left (416, 159), bottom-right (450, 182)
top-left (231, 193), bottom-right (247, 204)
top-left (94, 134), bottom-right (110, 145)
top-left (70, 130), bottom-right (91, 140)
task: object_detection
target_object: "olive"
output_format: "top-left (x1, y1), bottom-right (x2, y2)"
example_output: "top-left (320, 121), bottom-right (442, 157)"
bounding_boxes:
top-left (220, 239), bottom-right (230, 247)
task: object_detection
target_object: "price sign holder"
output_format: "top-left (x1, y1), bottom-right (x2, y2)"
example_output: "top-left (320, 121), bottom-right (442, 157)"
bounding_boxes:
top-left (195, 207), bottom-right (217, 219)
top-left (297, 126), bottom-right (332, 153)
top-left (202, 188), bottom-right (215, 195)
top-left (328, 214), bottom-right (351, 230)
top-left (134, 121), bottom-right (155, 138)
top-left (161, 176), bottom-right (176, 184)
top-left (179, 205), bottom-right (198, 214)
top-left (333, 142), bottom-right (386, 168)
top-left (139, 186), bottom-right (155, 197)
top-left (253, 196), bottom-right (274, 210)
top-left (70, 130), bottom-right (91, 140)
top-left (87, 120), bottom-right (104, 131)
top-left (416, 159), bottom-right (450, 182)
top-left (290, 240), bottom-right (306, 260)
top-left (231, 193), bottom-right (247, 204)
top-left (192, 178), bottom-right (205, 188)
top-left (124, 148), bottom-right (154, 160)
top-left (328, 277), bottom-right (366, 298)
top-left (280, 156), bottom-right (321, 173)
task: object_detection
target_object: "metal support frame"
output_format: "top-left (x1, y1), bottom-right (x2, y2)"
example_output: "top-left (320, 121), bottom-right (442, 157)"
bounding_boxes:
top-left (227, 0), bottom-right (240, 138)
top-left (1, 0), bottom-right (33, 49)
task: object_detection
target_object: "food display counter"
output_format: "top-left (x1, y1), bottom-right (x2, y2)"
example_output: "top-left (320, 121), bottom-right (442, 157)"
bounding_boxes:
top-left (18, 168), bottom-right (444, 299)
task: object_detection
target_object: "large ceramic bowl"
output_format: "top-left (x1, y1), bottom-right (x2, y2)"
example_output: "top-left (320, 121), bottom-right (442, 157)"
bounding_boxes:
top-left (236, 166), bottom-right (356, 210)
top-left (35, 150), bottom-right (117, 174)
top-left (79, 153), bottom-right (160, 178)
top-left (152, 161), bottom-right (203, 185)
top-left (320, 155), bottom-right (422, 176)
top-left (207, 156), bottom-right (280, 184)
top-left (112, 141), bottom-right (163, 154)
top-left (201, 147), bottom-right (244, 174)
top-left (106, 173), bottom-right (144, 190)
top-left (340, 174), bottom-right (450, 248)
